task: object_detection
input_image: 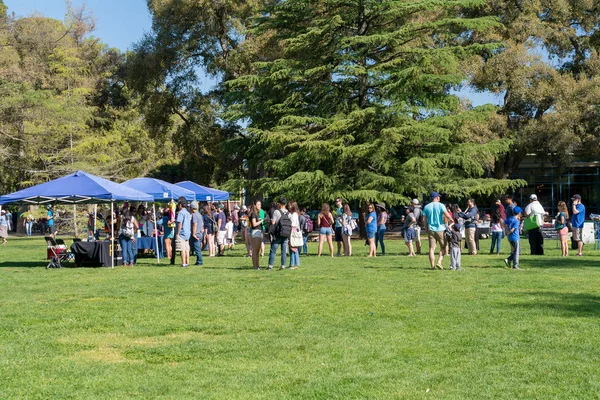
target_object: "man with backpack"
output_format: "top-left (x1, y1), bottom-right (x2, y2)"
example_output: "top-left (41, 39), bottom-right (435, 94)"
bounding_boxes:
top-left (268, 197), bottom-right (292, 271)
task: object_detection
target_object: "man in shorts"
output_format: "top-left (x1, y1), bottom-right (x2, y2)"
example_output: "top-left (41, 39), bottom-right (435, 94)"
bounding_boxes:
top-left (216, 204), bottom-right (227, 256)
top-left (334, 198), bottom-right (344, 256)
top-left (411, 199), bottom-right (422, 254)
top-left (175, 198), bottom-right (191, 267)
top-left (571, 194), bottom-right (586, 256)
top-left (422, 191), bottom-right (453, 270)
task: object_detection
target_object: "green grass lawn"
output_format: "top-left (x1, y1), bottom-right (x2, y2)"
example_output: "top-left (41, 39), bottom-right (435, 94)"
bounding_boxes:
top-left (1, 235), bottom-right (599, 399)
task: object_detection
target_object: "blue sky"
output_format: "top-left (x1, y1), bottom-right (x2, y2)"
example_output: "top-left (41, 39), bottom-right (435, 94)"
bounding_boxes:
top-left (4, 0), bottom-right (499, 106)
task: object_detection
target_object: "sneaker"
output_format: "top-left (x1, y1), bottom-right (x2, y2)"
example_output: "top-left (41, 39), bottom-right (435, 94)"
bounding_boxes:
top-left (181, 264), bottom-right (188, 268)
top-left (279, 265), bottom-right (286, 270)
top-left (290, 266), bottom-right (298, 270)
top-left (194, 263), bottom-right (203, 266)
top-left (456, 267), bottom-right (461, 271)
top-left (503, 259), bottom-right (510, 268)
top-left (267, 266), bottom-right (273, 271)
top-left (512, 266), bottom-right (520, 270)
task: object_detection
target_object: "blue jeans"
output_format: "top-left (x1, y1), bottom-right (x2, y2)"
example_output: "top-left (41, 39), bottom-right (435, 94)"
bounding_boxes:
top-left (490, 231), bottom-right (502, 254)
top-left (289, 248), bottom-right (300, 267)
top-left (507, 240), bottom-right (520, 268)
top-left (302, 234), bottom-right (308, 255)
top-left (120, 236), bottom-right (134, 265)
top-left (268, 237), bottom-right (288, 267)
top-left (25, 221), bottom-right (33, 236)
top-left (191, 236), bottom-right (203, 265)
top-left (376, 226), bottom-right (386, 254)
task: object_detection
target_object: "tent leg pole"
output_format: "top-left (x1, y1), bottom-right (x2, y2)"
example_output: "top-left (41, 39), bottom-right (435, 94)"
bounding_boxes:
top-left (111, 201), bottom-right (114, 269)
top-left (73, 204), bottom-right (77, 238)
top-left (153, 203), bottom-right (160, 264)
top-left (93, 204), bottom-right (97, 240)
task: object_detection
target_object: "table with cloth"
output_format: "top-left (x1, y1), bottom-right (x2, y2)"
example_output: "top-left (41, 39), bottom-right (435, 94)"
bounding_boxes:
top-left (135, 236), bottom-right (163, 259)
top-left (70, 241), bottom-right (113, 267)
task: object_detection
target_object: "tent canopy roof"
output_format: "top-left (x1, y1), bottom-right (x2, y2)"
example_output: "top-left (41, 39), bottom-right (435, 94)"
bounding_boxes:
top-left (123, 178), bottom-right (195, 202)
top-left (176, 181), bottom-right (230, 201)
top-left (0, 170), bottom-right (154, 205)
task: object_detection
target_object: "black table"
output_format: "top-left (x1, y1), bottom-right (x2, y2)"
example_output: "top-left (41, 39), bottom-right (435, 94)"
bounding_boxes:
top-left (70, 241), bottom-right (113, 267)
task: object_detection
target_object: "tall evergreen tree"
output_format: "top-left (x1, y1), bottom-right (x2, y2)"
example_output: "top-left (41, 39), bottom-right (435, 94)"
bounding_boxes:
top-left (227, 0), bottom-right (524, 205)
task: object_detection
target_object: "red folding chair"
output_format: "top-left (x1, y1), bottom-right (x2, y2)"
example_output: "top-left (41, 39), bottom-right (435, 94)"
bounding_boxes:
top-left (45, 236), bottom-right (70, 268)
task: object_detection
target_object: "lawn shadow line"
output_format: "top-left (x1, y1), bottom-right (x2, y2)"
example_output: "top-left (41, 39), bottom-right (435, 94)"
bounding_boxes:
top-left (519, 257), bottom-right (600, 270)
top-left (507, 290), bottom-right (600, 317)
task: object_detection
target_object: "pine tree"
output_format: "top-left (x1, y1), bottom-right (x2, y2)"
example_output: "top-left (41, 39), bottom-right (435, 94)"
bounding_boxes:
top-left (227, 0), bottom-right (525, 207)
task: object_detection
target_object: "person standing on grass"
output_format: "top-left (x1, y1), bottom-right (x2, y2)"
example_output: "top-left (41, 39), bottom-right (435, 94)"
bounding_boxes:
top-left (449, 223), bottom-right (462, 271)
top-left (299, 207), bottom-right (309, 256)
top-left (47, 205), bottom-right (56, 238)
top-left (571, 194), bottom-right (586, 257)
top-left (490, 209), bottom-right (504, 255)
top-left (203, 205), bottom-right (216, 257)
top-left (216, 204), bottom-right (227, 256)
top-left (412, 199), bottom-right (423, 254)
top-left (317, 203), bottom-right (335, 257)
top-left (341, 204), bottom-right (353, 256)
top-left (240, 205), bottom-right (252, 257)
top-left (231, 205), bottom-right (239, 245)
top-left (118, 210), bottom-right (137, 268)
top-left (225, 216), bottom-right (234, 251)
top-left (375, 203), bottom-right (388, 256)
top-left (175, 198), bottom-right (191, 267)
top-left (457, 199), bottom-right (478, 255)
top-left (334, 197), bottom-right (344, 256)
top-left (423, 192), bottom-right (454, 270)
top-left (555, 201), bottom-right (569, 257)
top-left (403, 206), bottom-right (416, 256)
top-left (268, 197), bottom-right (291, 270)
top-left (524, 194), bottom-right (546, 255)
top-left (504, 206), bottom-right (522, 270)
top-left (249, 200), bottom-right (264, 270)
top-left (190, 201), bottom-right (204, 266)
top-left (0, 210), bottom-right (8, 244)
top-left (161, 209), bottom-right (174, 261)
top-left (288, 201), bottom-right (301, 269)
top-left (364, 203), bottom-right (377, 257)
top-left (504, 195), bottom-right (516, 218)
top-left (259, 205), bottom-right (267, 257)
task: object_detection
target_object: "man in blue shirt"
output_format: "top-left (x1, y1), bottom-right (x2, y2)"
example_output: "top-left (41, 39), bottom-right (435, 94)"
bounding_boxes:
top-left (571, 194), bottom-right (586, 256)
top-left (422, 191), bottom-right (453, 270)
top-left (176, 198), bottom-right (192, 267)
top-left (47, 205), bottom-right (56, 238)
top-left (504, 206), bottom-right (522, 270)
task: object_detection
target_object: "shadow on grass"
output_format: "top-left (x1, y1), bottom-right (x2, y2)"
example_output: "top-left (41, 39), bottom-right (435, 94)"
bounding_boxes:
top-left (0, 261), bottom-right (47, 268)
top-left (520, 257), bottom-right (600, 270)
top-left (512, 291), bottom-right (600, 317)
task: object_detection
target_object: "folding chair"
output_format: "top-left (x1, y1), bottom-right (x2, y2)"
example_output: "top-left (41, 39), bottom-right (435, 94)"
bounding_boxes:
top-left (44, 236), bottom-right (70, 269)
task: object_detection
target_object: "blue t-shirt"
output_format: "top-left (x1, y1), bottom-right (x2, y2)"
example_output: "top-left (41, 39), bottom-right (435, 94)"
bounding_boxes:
top-left (572, 203), bottom-right (585, 228)
top-left (47, 210), bottom-right (54, 226)
top-left (504, 216), bottom-right (520, 242)
top-left (366, 211), bottom-right (377, 233)
top-left (218, 211), bottom-right (227, 231)
top-left (176, 208), bottom-right (192, 240)
top-left (423, 202), bottom-right (447, 232)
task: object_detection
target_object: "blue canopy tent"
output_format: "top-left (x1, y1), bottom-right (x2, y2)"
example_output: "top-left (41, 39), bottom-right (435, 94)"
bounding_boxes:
top-left (0, 170), bottom-right (156, 267)
top-left (176, 181), bottom-right (230, 202)
top-left (122, 178), bottom-right (195, 202)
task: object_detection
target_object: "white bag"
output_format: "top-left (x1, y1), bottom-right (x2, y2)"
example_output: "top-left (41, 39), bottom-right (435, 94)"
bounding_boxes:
top-left (290, 229), bottom-right (304, 247)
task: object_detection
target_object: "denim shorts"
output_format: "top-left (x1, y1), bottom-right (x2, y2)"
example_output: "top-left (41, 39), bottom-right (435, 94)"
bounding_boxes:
top-left (367, 231), bottom-right (375, 239)
top-left (319, 227), bottom-right (332, 236)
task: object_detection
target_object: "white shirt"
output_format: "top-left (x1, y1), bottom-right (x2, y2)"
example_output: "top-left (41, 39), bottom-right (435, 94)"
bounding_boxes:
top-left (225, 221), bottom-right (234, 239)
top-left (525, 201), bottom-right (545, 226)
top-left (290, 212), bottom-right (300, 229)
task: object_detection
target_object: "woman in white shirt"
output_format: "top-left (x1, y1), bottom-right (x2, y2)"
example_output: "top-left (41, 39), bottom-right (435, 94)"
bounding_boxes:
top-left (288, 201), bottom-right (301, 269)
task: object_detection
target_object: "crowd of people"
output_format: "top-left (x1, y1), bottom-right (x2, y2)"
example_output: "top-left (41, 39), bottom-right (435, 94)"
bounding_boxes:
top-left (0, 190), bottom-right (590, 270)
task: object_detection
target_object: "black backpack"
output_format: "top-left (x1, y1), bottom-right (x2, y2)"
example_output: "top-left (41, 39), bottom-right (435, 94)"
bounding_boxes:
top-left (275, 210), bottom-right (292, 238)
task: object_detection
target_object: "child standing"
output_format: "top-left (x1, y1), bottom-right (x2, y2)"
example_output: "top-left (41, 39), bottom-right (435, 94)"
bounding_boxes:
top-left (225, 217), bottom-right (234, 250)
top-left (449, 223), bottom-right (462, 270)
top-left (504, 206), bottom-right (522, 270)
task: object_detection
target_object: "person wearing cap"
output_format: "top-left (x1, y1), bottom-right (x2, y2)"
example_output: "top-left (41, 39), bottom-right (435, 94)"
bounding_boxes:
top-left (571, 194), bottom-right (586, 256)
top-left (268, 197), bottom-right (290, 270)
top-left (375, 203), bottom-right (388, 256)
top-left (411, 199), bottom-right (423, 254)
top-left (457, 199), bottom-right (479, 255)
top-left (190, 201), bottom-right (204, 266)
top-left (216, 204), bottom-right (227, 256)
top-left (524, 194), bottom-right (546, 255)
top-left (422, 192), bottom-right (454, 269)
top-left (503, 206), bottom-right (522, 269)
top-left (175, 198), bottom-right (192, 267)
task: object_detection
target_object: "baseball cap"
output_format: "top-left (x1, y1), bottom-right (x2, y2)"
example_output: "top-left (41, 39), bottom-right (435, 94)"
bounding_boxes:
top-left (571, 194), bottom-right (581, 200)
top-left (412, 199), bottom-right (419, 205)
top-left (190, 201), bottom-right (198, 210)
top-left (513, 206), bottom-right (523, 214)
top-left (430, 191), bottom-right (440, 199)
top-left (530, 194), bottom-right (537, 201)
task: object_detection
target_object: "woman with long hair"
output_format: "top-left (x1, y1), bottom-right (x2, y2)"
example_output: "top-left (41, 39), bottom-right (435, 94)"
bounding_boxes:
top-left (375, 204), bottom-right (388, 255)
top-left (203, 205), bottom-right (216, 257)
top-left (288, 201), bottom-right (301, 269)
top-left (161, 208), bottom-right (174, 260)
top-left (249, 200), bottom-right (264, 269)
top-left (490, 208), bottom-right (504, 255)
top-left (317, 203), bottom-right (334, 257)
top-left (341, 204), bottom-right (353, 256)
top-left (119, 210), bottom-right (137, 268)
top-left (556, 201), bottom-right (569, 257)
top-left (364, 203), bottom-right (377, 257)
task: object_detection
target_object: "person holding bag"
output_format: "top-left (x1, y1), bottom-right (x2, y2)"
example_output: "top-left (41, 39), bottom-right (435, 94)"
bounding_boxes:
top-left (288, 201), bottom-right (302, 269)
top-left (524, 194), bottom-right (546, 255)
